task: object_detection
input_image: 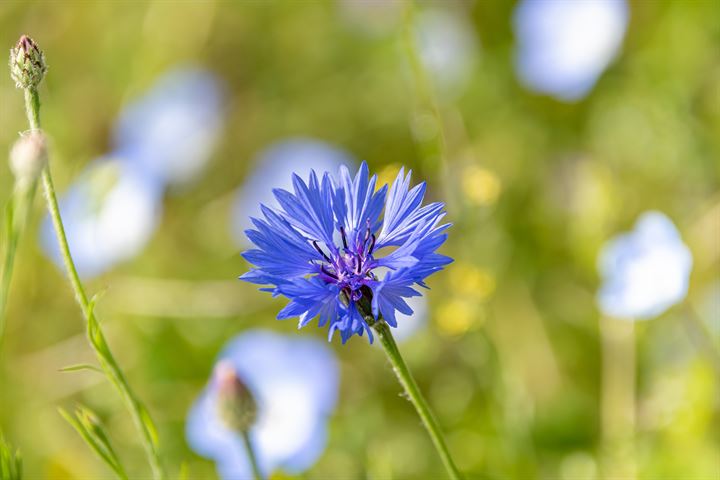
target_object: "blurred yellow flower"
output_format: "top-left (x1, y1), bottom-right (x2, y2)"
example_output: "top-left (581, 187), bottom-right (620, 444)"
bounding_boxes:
top-left (461, 165), bottom-right (501, 206)
top-left (436, 298), bottom-right (484, 336)
top-left (449, 263), bottom-right (496, 301)
top-left (377, 163), bottom-right (402, 188)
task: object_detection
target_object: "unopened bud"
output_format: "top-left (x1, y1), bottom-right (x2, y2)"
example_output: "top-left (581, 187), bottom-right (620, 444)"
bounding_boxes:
top-left (9, 35), bottom-right (47, 89)
top-left (214, 361), bottom-right (257, 433)
top-left (10, 131), bottom-right (47, 187)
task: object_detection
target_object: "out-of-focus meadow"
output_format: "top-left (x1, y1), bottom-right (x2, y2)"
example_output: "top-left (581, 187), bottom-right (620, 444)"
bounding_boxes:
top-left (0, 1), bottom-right (718, 479)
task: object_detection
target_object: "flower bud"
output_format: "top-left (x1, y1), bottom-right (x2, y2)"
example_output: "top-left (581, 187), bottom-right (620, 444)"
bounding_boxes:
top-left (9, 35), bottom-right (47, 89)
top-left (10, 131), bottom-right (47, 188)
top-left (214, 361), bottom-right (257, 433)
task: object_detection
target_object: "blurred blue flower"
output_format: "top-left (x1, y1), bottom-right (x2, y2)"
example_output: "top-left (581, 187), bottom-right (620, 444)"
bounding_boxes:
top-left (240, 162), bottom-right (452, 343)
top-left (414, 9), bottom-right (479, 97)
top-left (40, 156), bottom-right (163, 279)
top-left (513, 0), bottom-right (629, 101)
top-left (186, 330), bottom-right (339, 479)
top-left (113, 67), bottom-right (224, 187)
top-left (232, 139), bottom-right (354, 246)
top-left (597, 211), bottom-right (693, 319)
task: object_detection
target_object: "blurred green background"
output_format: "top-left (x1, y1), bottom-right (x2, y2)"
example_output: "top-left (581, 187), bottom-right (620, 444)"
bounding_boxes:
top-left (0, 1), bottom-right (718, 479)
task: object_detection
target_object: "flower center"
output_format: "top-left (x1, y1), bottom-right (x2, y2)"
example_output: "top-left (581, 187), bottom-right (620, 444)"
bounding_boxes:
top-left (313, 224), bottom-right (377, 301)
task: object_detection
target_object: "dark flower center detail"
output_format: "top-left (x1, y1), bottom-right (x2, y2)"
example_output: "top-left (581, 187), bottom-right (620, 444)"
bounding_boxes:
top-left (313, 222), bottom-right (377, 302)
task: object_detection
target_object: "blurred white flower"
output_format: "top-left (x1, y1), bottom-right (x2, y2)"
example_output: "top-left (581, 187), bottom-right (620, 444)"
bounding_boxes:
top-left (113, 67), bottom-right (224, 186)
top-left (40, 157), bottom-right (163, 279)
top-left (186, 330), bottom-right (339, 479)
top-left (513, 0), bottom-right (629, 101)
top-left (414, 9), bottom-right (479, 97)
top-left (597, 211), bottom-right (693, 319)
top-left (231, 139), bottom-right (355, 245)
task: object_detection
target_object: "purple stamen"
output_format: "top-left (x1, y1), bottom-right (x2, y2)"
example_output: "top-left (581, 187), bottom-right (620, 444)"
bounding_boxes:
top-left (321, 266), bottom-right (338, 280)
top-left (312, 240), bottom-right (332, 263)
top-left (340, 226), bottom-right (349, 250)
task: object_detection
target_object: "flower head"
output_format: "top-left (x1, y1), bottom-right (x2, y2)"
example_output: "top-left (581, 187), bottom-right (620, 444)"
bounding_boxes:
top-left (414, 9), bottom-right (479, 97)
top-left (113, 67), bottom-right (224, 186)
top-left (597, 211), bottom-right (693, 319)
top-left (240, 162), bottom-right (452, 343)
top-left (9, 35), bottom-right (47, 89)
top-left (40, 156), bottom-right (163, 278)
top-left (214, 361), bottom-right (257, 433)
top-left (186, 330), bottom-right (338, 479)
top-left (513, 0), bottom-right (628, 101)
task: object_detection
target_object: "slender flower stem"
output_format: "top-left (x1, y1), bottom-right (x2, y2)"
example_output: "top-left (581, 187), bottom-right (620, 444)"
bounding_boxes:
top-left (240, 431), bottom-right (264, 480)
top-left (24, 89), bottom-right (40, 130)
top-left (372, 320), bottom-right (462, 480)
top-left (22, 87), bottom-right (165, 480)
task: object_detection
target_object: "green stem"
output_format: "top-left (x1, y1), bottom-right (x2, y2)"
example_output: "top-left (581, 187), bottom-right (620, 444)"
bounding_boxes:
top-left (23, 87), bottom-right (165, 480)
top-left (372, 321), bottom-right (462, 480)
top-left (24, 88), bottom-right (40, 130)
top-left (240, 431), bottom-right (264, 480)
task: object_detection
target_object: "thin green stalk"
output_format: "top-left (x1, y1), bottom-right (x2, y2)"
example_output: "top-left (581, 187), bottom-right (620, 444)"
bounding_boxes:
top-left (240, 431), bottom-right (264, 480)
top-left (372, 321), bottom-right (462, 480)
top-left (23, 87), bottom-right (165, 480)
top-left (24, 89), bottom-right (40, 130)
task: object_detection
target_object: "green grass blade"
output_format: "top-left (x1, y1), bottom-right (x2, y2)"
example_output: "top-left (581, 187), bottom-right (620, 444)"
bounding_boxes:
top-left (58, 407), bottom-right (128, 480)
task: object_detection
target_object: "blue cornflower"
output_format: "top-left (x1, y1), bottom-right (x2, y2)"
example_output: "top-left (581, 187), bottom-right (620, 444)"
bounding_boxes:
top-left (240, 162), bottom-right (452, 343)
top-left (513, 0), bottom-right (628, 101)
top-left (597, 211), bottom-right (692, 319)
top-left (40, 156), bottom-right (163, 278)
top-left (113, 67), bottom-right (225, 187)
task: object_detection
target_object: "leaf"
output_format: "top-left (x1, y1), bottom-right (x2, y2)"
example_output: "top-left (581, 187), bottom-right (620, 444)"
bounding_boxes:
top-left (139, 404), bottom-right (160, 449)
top-left (58, 363), bottom-right (102, 374)
top-left (59, 406), bottom-right (128, 480)
top-left (85, 295), bottom-right (111, 360)
top-left (0, 432), bottom-right (22, 480)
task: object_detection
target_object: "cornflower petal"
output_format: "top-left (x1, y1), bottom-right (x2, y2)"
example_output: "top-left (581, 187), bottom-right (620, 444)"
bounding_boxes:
top-left (376, 168), bottom-right (446, 248)
top-left (334, 162), bottom-right (387, 247)
top-left (370, 269), bottom-right (421, 327)
top-left (273, 171), bottom-right (336, 247)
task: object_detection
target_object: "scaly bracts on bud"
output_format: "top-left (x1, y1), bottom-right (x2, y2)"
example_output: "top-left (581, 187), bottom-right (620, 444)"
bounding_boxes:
top-left (9, 35), bottom-right (47, 89)
top-left (214, 361), bottom-right (257, 433)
